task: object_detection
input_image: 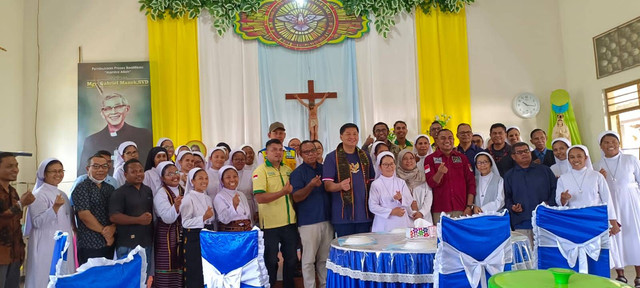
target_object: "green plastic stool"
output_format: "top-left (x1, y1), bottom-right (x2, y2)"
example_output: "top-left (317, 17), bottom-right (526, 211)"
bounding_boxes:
top-left (488, 268), bottom-right (633, 288)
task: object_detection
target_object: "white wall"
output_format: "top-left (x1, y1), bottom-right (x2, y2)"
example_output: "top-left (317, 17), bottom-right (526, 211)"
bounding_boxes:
top-left (558, 0), bottom-right (640, 160)
top-left (0, 0), bottom-right (26, 180)
top-left (466, 0), bottom-right (567, 141)
top-left (19, 0), bottom-right (149, 189)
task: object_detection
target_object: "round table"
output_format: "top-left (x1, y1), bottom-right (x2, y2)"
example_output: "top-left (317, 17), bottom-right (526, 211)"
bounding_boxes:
top-left (489, 268), bottom-right (633, 288)
top-left (326, 232), bottom-right (437, 288)
top-left (326, 231), bottom-right (535, 287)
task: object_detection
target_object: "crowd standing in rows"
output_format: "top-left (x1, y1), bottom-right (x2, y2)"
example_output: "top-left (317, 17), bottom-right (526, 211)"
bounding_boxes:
top-left (1, 120), bottom-right (639, 288)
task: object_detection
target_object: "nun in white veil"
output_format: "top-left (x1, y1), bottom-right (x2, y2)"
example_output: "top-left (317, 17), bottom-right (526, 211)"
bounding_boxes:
top-left (549, 138), bottom-right (571, 177)
top-left (473, 152), bottom-right (504, 214)
top-left (24, 158), bottom-right (75, 288)
top-left (213, 165), bottom-right (253, 231)
top-left (370, 141), bottom-right (390, 179)
top-left (156, 137), bottom-right (175, 161)
top-left (205, 147), bottom-right (227, 201)
top-left (240, 144), bottom-right (257, 172)
top-left (114, 141), bottom-right (138, 186)
top-left (227, 149), bottom-right (257, 220)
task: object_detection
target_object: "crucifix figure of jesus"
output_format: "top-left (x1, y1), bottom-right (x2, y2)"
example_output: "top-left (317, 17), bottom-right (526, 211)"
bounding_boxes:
top-left (285, 80), bottom-right (337, 140)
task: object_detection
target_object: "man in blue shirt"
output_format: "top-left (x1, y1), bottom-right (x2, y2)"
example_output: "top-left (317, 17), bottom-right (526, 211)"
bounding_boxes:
top-left (504, 142), bottom-right (557, 243)
top-left (530, 129), bottom-right (555, 166)
top-left (291, 140), bottom-right (332, 288)
top-left (323, 123), bottom-right (375, 237)
top-left (456, 123), bottom-right (483, 170)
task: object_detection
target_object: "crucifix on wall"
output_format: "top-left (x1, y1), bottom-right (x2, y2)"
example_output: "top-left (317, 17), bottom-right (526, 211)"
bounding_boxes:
top-left (285, 80), bottom-right (337, 140)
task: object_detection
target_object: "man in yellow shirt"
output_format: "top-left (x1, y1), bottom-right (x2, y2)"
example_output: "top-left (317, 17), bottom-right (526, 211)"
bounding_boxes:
top-left (253, 139), bottom-right (297, 288)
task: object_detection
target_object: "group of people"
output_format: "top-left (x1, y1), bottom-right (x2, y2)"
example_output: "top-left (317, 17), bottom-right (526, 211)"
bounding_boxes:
top-left (1, 119), bottom-right (640, 288)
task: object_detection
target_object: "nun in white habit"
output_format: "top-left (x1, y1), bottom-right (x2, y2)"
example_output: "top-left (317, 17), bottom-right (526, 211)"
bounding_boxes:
top-left (213, 166), bottom-right (253, 231)
top-left (369, 152), bottom-right (414, 232)
top-left (227, 149), bottom-right (257, 220)
top-left (156, 137), bottom-right (175, 161)
top-left (240, 144), bottom-right (257, 172)
top-left (555, 145), bottom-right (617, 220)
top-left (413, 134), bottom-right (433, 173)
top-left (549, 138), bottom-right (572, 177)
top-left (205, 147), bottom-right (227, 201)
top-left (473, 152), bottom-right (505, 214)
top-left (594, 131), bottom-right (640, 277)
top-left (24, 158), bottom-right (75, 288)
top-left (370, 141), bottom-right (390, 179)
top-left (114, 141), bottom-right (138, 186)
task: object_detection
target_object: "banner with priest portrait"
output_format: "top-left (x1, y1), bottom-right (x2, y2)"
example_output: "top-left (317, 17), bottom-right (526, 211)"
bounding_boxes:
top-left (77, 62), bottom-right (153, 175)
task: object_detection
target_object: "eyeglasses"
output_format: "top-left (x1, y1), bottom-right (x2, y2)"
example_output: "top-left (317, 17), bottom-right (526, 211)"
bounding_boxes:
top-left (162, 145), bottom-right (174, 150)
top-left (46, 169), bottom-right (65, 174)
top-left (301, 149), bottom-right (317, 155)
top-left (101, 104), bottom-right (127, 113)
top-left (89, 164), bottom-right (109, 170)
top-left (514, 150), bottom-right (529, 155)
top-left (164, 171), bottom-right (180, 176)
top-left (374, 129), bottom-right (388, 134)
top-left (476, 160), bottom-right (491, 166)
top-left (381, 163), bottom-right (395, 168)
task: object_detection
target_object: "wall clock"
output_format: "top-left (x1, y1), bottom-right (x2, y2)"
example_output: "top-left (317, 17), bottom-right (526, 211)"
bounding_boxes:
top-left (512, 92), bottom-right (540, 119)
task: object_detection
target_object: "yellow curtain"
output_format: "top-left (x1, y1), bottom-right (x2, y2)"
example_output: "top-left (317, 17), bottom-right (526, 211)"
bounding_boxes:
top-left (147, 16), bottom-right (202, 147)
top-left (415, 8), bottom-right (471, 143)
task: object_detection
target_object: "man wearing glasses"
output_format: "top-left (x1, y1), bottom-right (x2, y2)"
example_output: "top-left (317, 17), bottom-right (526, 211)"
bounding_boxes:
top-left (290, 141), bottom-right (333, 288)
top-left (456, 123), bottom-right (483, 170)
top-left (71, 154), bottom-right (117, 265)
top-left (504, 142), bottom-right (557, 243)
top-left (361, 122), bottom-right (401, 157)
top-left (78, 93), bottom-right (152, 176)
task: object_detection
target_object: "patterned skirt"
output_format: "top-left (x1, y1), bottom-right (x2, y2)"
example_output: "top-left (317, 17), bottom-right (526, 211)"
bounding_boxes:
top-left (154, 221), bottom-right (183, 287)
top-left (182, 228), bottom-right (203, 288)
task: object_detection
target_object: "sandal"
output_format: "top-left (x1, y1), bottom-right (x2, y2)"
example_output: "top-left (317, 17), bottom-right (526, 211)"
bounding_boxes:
top-left (616, 276), bottom-right (627, 283)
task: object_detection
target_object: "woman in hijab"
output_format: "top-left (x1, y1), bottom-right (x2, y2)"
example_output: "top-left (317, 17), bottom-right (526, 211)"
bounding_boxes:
top-left (240, 144), bottom-right (257, 172)
top-left (214, 165), bottom-right (253, 231)
top-left (369, 152), bottom-right (414, 232)
top-left (413, 134), bottom-right (433, 173)
top-left (114, 141), bottom-right (138, 186)
top-left (227, 149), bottom-right (257, 221)
top-left (143, 147), bottom-right (168, 196)
top-left (153, 161), bottom-right (184, 287)
top-left (396, 149), bottom-right (432, 224)
top-left (156, 138), bottom-right (175, 161)
top-left (206, 147), bottom-right (227, 200)
top-left (370, 141), bottom-right (390, 179)
top-left (180, 168), bottom-right (213, 288)
top-left (549, 138), bottom-right (571, 177)
top-left (25, 158), bottom-right (75, 288)
top-left (473, 152), bottom-right (505, 214)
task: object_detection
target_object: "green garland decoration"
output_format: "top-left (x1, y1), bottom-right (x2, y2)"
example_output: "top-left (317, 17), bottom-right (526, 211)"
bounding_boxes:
top-left (140, 0), bottom-right (473, 38)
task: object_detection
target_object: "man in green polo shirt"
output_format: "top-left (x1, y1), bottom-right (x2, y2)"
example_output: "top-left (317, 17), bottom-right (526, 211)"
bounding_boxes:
top-left (253, 139), bottom-right (297, 288)
top-left (393, 120), bottom-right (413, 149)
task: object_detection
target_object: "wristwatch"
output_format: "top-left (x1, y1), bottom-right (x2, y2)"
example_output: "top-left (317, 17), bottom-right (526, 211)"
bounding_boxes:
top-left (466, 204), bottom-right (474, 210)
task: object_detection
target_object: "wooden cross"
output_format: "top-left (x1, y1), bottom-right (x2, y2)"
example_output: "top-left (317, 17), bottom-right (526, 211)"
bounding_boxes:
top-left (285, 80), bottom-right (337, 140)
top-left (285, 80), bottom-right (337, 105)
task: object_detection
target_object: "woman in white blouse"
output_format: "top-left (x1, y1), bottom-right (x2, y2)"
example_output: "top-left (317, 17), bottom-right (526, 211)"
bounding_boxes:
top-left (472, 152), bottom-right (505, 214)
top-left (214, 165), bottom-right (253, 231)
top-left (180, 168), bottom-right (214, 288)
top-left (25, 158), bottom-right (75, 288)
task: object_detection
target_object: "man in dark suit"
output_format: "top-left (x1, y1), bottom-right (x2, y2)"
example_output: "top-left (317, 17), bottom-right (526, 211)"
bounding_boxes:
top-left (78, 93), bottom-right (152, 175)
top-left (497, 128), bottom-right (555, 176)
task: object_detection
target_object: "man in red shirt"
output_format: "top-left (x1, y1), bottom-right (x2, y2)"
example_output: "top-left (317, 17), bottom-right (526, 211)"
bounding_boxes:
top-left (424, 129), bottom-right (476, 223)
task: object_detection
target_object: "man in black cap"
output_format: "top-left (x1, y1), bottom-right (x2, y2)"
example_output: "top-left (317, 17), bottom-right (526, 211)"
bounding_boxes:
top-left (256, 122), bottom-right (298, 170)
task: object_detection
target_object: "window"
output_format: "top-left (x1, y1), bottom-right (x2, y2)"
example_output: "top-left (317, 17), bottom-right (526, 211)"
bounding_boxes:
top-left (605, 79), bottom-right (640, 158)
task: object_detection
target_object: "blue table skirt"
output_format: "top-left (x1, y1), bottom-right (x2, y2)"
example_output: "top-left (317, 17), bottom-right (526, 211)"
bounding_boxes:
top-left (327, 245), bottom-right (435, 288)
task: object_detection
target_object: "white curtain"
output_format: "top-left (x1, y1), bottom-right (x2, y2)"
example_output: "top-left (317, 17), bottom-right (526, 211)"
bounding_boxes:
top-left (355, 14), bottom-right (420, 141)
top-left (197, 11), bottom-right (262, 151)
top-left (197, 11), bottom-right (419, 150)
